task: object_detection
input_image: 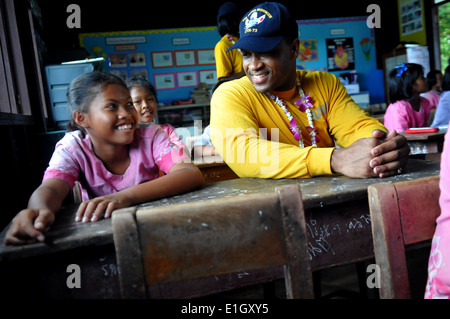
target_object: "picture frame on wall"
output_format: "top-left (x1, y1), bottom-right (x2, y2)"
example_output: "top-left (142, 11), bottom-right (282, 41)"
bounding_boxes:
top-left (177, 71), bottom-right (198, 88)
top-left (154, 73), bottom-right (176, 90)
top-left (175, 50), bottom-right (196, 67)
top-left (199, 69), bottom-right (217, 85)
top-left (197, 49), bottom-right (215, 65)
top-left (151, 51), bottom-right (174, 68)
top-left (110, 70), bottom-right (128, 81)
top-left (128, 52), bottom-right (146, 67)
top-left (130, 68), bottom-right (148, 79)
top-left (326, 37), bottom-right (355, 71)
top-left (109, 53), bottom-right (127, 68)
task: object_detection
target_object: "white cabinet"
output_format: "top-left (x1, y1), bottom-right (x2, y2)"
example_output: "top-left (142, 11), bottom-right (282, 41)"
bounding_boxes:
top-left (350, 91), bottom-right (370, 109)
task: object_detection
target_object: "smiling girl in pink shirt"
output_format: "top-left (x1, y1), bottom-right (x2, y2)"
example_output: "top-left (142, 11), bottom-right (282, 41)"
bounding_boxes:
top-left (4, 72), bottom-right (204, 245)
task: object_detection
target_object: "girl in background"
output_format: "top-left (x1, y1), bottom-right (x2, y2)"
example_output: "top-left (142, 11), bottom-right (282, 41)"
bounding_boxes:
top-left (384, 63), bottom-right (433, 132)
top-left (431, 66), bottom-right (450, 128)
top-left (5, 71), bottom-right (204, 245)
top-left (127, 76), bottom-right (185, 149)
top-left (214, 2), bottom-right (245, 81)
top-left (422, 69), bottom-right (443, 109)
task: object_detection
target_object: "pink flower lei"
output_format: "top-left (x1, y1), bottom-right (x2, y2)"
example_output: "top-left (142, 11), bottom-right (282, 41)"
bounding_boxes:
top-left (266, 79), bottom-right (318, 148)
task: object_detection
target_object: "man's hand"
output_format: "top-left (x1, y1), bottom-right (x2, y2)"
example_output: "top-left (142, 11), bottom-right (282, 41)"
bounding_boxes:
top-left (330, 129), bottom-right (410, 178)
top-left (369, 129), bottom-right (410, 177)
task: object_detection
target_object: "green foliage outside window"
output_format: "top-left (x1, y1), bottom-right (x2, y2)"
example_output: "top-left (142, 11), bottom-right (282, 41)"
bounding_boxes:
top-left (439, 2), bottom-right (450, 70)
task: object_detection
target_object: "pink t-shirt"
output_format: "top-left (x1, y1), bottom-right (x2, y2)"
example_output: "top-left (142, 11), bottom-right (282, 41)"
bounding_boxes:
top-left (425, 126), bottom-right (450, 298)
top-left (43, 123), bottom-right (188, 201)
top-left (384, 97), bottom-right (433, 132)
top-left (160, 123), bottom-right (185, 149)
top-left (422, 91), bottom-right (441, 109)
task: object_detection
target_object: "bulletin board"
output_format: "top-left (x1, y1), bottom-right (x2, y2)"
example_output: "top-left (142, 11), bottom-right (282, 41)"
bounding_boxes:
top-left (398, 0), bottom-right (427, 45)
top-left (296, 16), bottom-right (381, 103)
top-left (79, 27), bottom-right (221, 103)
top-left (79, 15), bottom-right (382, 104)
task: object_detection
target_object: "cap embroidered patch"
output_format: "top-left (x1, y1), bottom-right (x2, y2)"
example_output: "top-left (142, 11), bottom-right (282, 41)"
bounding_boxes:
top-left (244, 10), bottom-right (268, 32)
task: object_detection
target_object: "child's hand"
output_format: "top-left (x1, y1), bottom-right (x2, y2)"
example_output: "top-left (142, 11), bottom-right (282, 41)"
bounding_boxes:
top-left (75, 194), bottom-right (132, 223)
top-left (4, 208), bottom-right (55, 245)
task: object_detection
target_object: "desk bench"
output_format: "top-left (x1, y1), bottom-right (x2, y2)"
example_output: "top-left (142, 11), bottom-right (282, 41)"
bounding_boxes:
top-left (0, 159), bottom-right (440, 298)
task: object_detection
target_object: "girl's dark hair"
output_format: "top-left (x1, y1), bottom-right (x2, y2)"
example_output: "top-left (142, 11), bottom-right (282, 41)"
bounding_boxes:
top-left (126, 76), bottom-right (158, 104)
top-left (217, 12), bottom-right (241, 37)
top-left (388, 63), bottom-right (424, 103)
top-left (217, 2), bottom-right (243, 37)
top-left (426, 69), bottom-right (442, 90)
top-left (442, 66), bottom-right (450, 92)
top-left (66, 71), bottom-right (127, 136)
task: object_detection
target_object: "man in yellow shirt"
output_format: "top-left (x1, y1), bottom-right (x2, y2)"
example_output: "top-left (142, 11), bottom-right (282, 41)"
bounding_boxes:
top-left (210, 2), bottom-right (410, 179)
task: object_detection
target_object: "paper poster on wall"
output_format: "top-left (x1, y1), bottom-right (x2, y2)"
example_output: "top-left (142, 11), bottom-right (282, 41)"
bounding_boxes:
top-left (151, 51), bottom-right (174, 68)
top-left (197, 49), bottom-right (216, 65)
top-left (400, 0), bottom-right (423, 36)
top-left (177, 71), bottom-right (198, 88)
top-left (110, 70), bottom-right (128, 81)
top-left (109, 53), bottom-right (127, 68)
top-left (130, 68), bottom-right (148, 79)
top-left (326, 37), bottom-right (355, 71)
top-left (175, 50), bottom-right (196, 67)
top-left (407, 46), bottom-right (430, 76)
top-left (298, 39), bottom-right (318, 62)
top-left (199, 69), bottom-right (217, 85)
top-left (154, 73), bottom-right (176, 90)
top-left (128, 52), bottom-right (146, 67)
top-left (359, 38), bottom-right (374, 61)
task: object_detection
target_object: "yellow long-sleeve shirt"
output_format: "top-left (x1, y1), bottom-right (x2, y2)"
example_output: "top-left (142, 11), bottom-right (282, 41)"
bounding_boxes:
top-left (210, 70), bottom-right (387, 179)
top-left (214, 35), bottom-right (243, 80)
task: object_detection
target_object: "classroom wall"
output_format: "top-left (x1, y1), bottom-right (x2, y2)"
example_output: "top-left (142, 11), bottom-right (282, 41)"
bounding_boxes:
top-left (80, 27), bottom-right (222, 104)
top-left (79, 15), bottom-right (383, 104)
top-left (296, 17), bottom-right (382, 103)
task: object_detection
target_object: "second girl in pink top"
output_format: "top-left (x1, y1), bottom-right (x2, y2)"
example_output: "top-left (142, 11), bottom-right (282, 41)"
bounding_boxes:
top-left (384, 63), bottom-right (433, 132)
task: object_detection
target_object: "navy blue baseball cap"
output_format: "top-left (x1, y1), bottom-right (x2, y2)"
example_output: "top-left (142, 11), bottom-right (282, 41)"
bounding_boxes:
top-left (227, 2), bottom-right (298, 53)
top-left (218, 2), bottom-right (239, 18)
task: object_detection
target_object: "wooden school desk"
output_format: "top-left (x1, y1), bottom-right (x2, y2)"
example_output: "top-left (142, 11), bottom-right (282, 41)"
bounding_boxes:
top-left (401, 130), bottom-right (446, 156)
top-left (0, 159), bottom-right (440, 299)
top-left (193, 155), bottom-right (238, 183)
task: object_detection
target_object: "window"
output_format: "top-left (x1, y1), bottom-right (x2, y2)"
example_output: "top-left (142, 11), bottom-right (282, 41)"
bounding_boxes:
top-left (0, 0), bottom-right (33, 124)
top-left (432, 0), bottom-right (450, 70)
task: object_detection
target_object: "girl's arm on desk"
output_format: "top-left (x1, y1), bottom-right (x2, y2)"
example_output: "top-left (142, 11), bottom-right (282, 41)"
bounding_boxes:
top-left (75, 161), bottom-right (204, 223)
top-left (5, 162), bottom-right (204, 245)
top-left (4, 178), bottom-right (71, 245)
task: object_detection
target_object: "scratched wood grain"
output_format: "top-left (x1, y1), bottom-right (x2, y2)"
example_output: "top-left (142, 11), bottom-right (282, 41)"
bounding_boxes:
top-left (0, 159), bottom-right (440, 261)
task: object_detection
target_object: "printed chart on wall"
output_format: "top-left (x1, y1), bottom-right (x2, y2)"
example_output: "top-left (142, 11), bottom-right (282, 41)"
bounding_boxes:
top-left (298, 40), bottom-right (318, 62)
top-left (400, 0), bottom-right (424, 36)
top-left (326, 37), bottom-right (355, 71)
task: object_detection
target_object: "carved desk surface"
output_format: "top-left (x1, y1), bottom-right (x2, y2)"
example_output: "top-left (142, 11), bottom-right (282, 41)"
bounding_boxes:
top-left (0, 159), bottom-right (440, 298)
